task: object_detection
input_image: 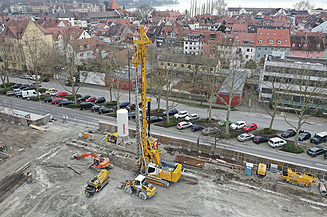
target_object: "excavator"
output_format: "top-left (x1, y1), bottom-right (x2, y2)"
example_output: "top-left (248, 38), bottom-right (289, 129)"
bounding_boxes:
top-left (73, 153), bottom-right (111, 171)
top-left (84, 169), bottom-right (109, 197)
top-left (132, 26), bottom-right (182, 187)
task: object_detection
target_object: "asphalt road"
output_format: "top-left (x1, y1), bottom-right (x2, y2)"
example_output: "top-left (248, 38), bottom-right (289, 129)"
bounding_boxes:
top-left (1, 77), bottom-right (327, 172)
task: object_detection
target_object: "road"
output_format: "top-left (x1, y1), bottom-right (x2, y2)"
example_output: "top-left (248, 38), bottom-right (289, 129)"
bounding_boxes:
top-left (1, 77), bottom-right (327, 172)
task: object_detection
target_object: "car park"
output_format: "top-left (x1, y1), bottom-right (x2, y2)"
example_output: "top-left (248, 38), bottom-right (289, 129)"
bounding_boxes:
top-left (128, 112), bottom-right (136, 119)
top-left (162, 108), bottom-right (178, 116)
top-left (310, 132), bottom-right (327, 144)
top-left (191, 124), bottom-right (204, 132)
top-left (217, 119), bottom-right (232, 127)
top-left (244, 123), bottom-right (257, 132)
top-left (174, 111), bottom-right (188, 119)
top-left (237, 133), bottom-right (255, 142)
top-left (268, 137), bottom-right (287, 148)
top-left (78, 95), bottom-right (91, 102)
top-left (148, 116), bottom-right (163, 123)
top-left (176, 121), bottom-right (192, 130)
top-left (58, 100), bottom-right (74, 106)
top-left (86, 96), bottom-right (97, 102)
top-left (91, 105), bottom-right (102, 112)
top-left (95, 97), bottom-right (106, 104)
top-left (80, 102), bottom-right (94, 110)
top-left (230, 121), bottom-right (246, 130)
top-left (119, 101), bottom-right (130, 108)
top-left (307, 146), bottom-right (327, 157)
top-left (252, 135), bottom-right (268, 144)
top-left (98, 107), bottom-right (113, 114)
top-left (281, 129), bottom-right (296, 138)
top-left (202, 127), bottom-right (218, 136)
top-left (44, 96), bottom-right (55, 103)
top-left (52, 98), bottom-right (67, 104)
top-left (126, 102), bottom-right (142, 110)
top-left (56, 91), bottom-right (68, 97)
top-left (185, 114), bottom-right (199, 121)
top-left (11, 83), bottom-right (22, 89)
top-left (298, 132), bottom-right (311, 141)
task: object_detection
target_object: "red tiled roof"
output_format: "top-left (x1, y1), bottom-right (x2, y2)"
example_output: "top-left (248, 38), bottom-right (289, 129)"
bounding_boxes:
top-left (108, 18), bottom-right (130, 25)
top-left (36, 18), bottom-right (68, 29)
top-left (107, 0), bottom-right (121, 10)
top-left (233, 33), bottom-right (256, 47)
top-left (256, 28), bottom-right (290, 47)
top-left (3, 20), bottom-right (30, 39)
top-left (69, 37), bottom-right (109, 53)
top-left (46, 26), bottom-right (86, 41)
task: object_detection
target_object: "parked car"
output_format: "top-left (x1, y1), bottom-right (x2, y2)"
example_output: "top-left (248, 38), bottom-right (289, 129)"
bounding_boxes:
top-left (95, 97), bottom-right (106, 104)
top-left (22, 90), bottom-right (37, 99)
top-left (85, 96), bottom-right (97, 102)
top-left (191, 124), bottom-right (204, 132)
top-left (11, 83), bottom-right (22, 89)
top-left (15, 90), bottom-right (22, 97)
top-left (80, 102), bottom-right (94, 110)
top-left (174, 111), bottom-right (188, 119)
top-left (56, 91), bottom-right (68, 97)
top-left (6, 89), bottom-right (21, 96)
top-left (20, 74), bottom-right (33, 80)
top-left (42, 76), bottom-right (50, 82)
top-left (253, 135), bottom-right (268, 144)
top-left (268, 137), bottom-right (287, 148)
top-left (49, 90), bottom-right (58, 96)
top-left (148, 116), bottom-right (163, 123)
top-left (281, 129), bottom-right (296, 138)
top-left (45, 88), bottom-right (57, 95)
top-left (98, 107), bottom-right (114, 114)
top-left (162, 108), bottom-right (178, 116)
top-left (128, 112), bottom-right (137, 119)
top-left (230, 121), bottom-right (246, 130)
top-left (52, 97), bottom-right (67, 104)
top-left (19, 84), bottom-right (30, 90)
top-left (244, 123), bottom-right (257, 132)
top-left (58, 100), bottom-right (74, 106)
top-left (126, 102), bottom-right (142, 110)
top-left (23, 85), bottom-right (36, 91)
top-left (298, 132), bottom-right (311, 141)
top-left (217, 119), bottom-right (232, 127)
top-left (185, 114), bottom-right (199, 121)
top-left (91, 105), bottom-right (102, 112)
top-left (202, 127), bottom-right (218, 136)
top-left (237, 133), bottom-right (255, 142)
top-left (77, 95), bottom-right (91, 102)
top-left (119, 101), bottom-right (130, 108)
top-left (307, 146), bottom-right (327, 157)
top-left (44, 96), bottom-right (55, 103)
top-left (176, 121), bottom-right (192, 130)
top-left (310, 132), bottom-right (327, 144)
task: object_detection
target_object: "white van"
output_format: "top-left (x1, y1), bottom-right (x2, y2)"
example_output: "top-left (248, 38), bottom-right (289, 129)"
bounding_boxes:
top-left (22, 90), bottom-right (38, 99)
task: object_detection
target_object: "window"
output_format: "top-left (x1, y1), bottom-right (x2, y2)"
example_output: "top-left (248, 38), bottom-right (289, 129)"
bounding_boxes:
top-left (285, 40), bottom-right (287, 43)
top-left (186, 42), bottom-right (188, 44)
top-left (267, 32), bottom-right (269, 35)
top-left (258, 47), bottom-right (261, 51)
top-left (273, 33), bottom-right (276, 36)
top-left (292, 50), bottom-right (295, 54)
top-left (292, 43), bottom-right (295, 47)
top-left (317, 44), bottom-right (320, 48)
top-left (265, 48), bottom-right (267, 51)
top-left (278, 40), bottom-right (282, 44)
top-left (269, 39), bottom-right (273, 44)
top-left (302, 51), bottom-right (305, 54)
top-left (318, 51), bottom-right (320, 54)
top-left (260, 32), bottom-right (262, 35)
top-left (304, 44), bottom-right (307, 47)
top-left (236, 40), bottom-right (240, 44)
top-left (310, 51), bottom-right (313, 54)
top-left (259, 40), bottom-right (262, 44)
top-left (250, 41), bottom-right (254, 45)
top-left (257, 54), bottom-right (260, 57)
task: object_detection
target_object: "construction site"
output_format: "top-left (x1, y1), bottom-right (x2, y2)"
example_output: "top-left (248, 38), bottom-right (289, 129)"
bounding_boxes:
top-left (1, 26), bottom-right (327, 217)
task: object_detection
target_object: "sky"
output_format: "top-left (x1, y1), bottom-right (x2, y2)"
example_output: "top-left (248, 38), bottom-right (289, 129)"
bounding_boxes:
top-left (153, 0), bottom-right (327, 12)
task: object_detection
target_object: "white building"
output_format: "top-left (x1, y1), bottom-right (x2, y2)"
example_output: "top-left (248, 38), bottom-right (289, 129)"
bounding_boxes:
top-left (184, 33), bottom-right (204, 55)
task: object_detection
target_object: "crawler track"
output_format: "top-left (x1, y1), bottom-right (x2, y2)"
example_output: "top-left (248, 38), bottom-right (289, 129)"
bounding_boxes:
top-left (0, 162), bottom-right (30, 203)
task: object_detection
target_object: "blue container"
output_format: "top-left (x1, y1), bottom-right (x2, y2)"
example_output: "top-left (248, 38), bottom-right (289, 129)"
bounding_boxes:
top-left (245, 163), bottom-right (253, 176)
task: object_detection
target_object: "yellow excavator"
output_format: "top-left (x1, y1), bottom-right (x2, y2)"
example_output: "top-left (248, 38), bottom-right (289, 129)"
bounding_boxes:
top-left (280, 168), bottom-right (317, 187)
top-left (132, 26), bottom-right (182, 187)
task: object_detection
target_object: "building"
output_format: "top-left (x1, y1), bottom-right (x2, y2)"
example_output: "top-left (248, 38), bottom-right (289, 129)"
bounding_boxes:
top-left (255, 28), bottom-right (291, 61)
top-left (232, 33), bottom-right (256, 64)
top-left (183, 32), bottom-right (205, 55)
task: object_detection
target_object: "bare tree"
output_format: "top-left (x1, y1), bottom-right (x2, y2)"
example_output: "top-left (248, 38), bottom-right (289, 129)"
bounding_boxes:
top-left (134, 4), bottom-right (155, 20)
top-left (293, 0), bottom-right (315, 10)
top-left (212, 0), bottom-right (227, 15)
top-left (0, 39), bottom-right (11, 91)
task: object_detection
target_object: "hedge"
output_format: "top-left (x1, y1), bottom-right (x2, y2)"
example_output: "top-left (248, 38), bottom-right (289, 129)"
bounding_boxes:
top-left (29, 95), bottom-right (46, 101)
top-left (66, 94), bottom-right (82, 100)
top-left (39, 88), bottom-right (47, 93)
top-left (67, 104), bottom-right (80, 108)
top-left (0, 82), bottom-right (15, 88)
top-left (106, 101), bottom-right (117, 106)
top-left (0, 88), bottom-right (6, 94)
top-left (281, 143), bottom-right (304, 154)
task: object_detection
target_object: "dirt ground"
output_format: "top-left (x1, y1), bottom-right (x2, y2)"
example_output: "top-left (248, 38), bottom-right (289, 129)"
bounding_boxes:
top-left (0, 120), bottom-right (326, 217)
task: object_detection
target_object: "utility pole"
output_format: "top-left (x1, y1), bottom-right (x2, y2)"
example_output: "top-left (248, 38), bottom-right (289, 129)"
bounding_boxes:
top-left (128, 49), bottom-right (131, 103)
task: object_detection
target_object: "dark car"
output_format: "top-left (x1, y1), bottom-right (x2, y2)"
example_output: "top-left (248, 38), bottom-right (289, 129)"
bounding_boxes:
top-left (77, 95), bottom-right (91, 102)
top-left (310, 132), bottom-right (327, 144)
top-left (15, 91), bottom-right (23, 97)
top-left (80, 102), bottom-right (94, 110)
top-left (42, 77), bottom-right (50, 82)
top-left (19, 84), bottom-right (30, 90)
top-left (23, 85), bottom-right (36, 91)
top-left (191, 124), bottom-right (204, 132)
top-left (148, 116), bottom-right (163, 123)
top-left (91, 105), bottom-right (102, 112)
top-left (307, 146), bottom-right (327, 157)
top-left (298, 132), bottom-right (311, 141)
top-left (281, 129), bottom-right (296, 138)
top-left (58, 100), bottom-right (74, 106)
top-left (128, 112), bottom-right (136, 119)
top-left (95, 97), bottom-right (106, 104)
top-left (98, 107), bottom-right (113, 114)
top-left (11, 83), bottom-right (22, 89)
top-left (162, 108), bottom-right (178, 116)
top-left (119, 101), bottom-right (130, 108)
top-left (253, 135), bottom-right (268, 144)
top-left (44, 96), bottom-right (55, 103)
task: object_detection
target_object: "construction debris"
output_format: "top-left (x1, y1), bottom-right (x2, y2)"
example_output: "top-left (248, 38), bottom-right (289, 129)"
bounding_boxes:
top-left (29, 124), bottom-right (46, 132)
top-left (176, 156), bottom-right (205, 168)
top-left (47, 164), bottom-right (65, 168)
top-left (67, 164), bottom-right (82, 175)
top-left (320, 182), bottom-right (327, 196)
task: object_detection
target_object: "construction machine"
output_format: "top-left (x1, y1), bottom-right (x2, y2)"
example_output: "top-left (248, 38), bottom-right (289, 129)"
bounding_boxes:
top-left (73, 153), bottom-right (111, 170)
top-left (84, 169), bottom-right (109, 197)
top-left (121, 174), bottom-right (156, 200)
top-left (105, 132), bottom-right (118, 143)
top-left (256, 163), bottom-right (267, 179)
top-left (280, 168), bottom-right (317, 187)
top-left (132, 27), bottom-right (182, 187)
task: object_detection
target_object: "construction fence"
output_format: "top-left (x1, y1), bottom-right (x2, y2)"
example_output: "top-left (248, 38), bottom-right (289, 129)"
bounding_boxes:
top-left (99, 121), bottom-right (327, 179)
